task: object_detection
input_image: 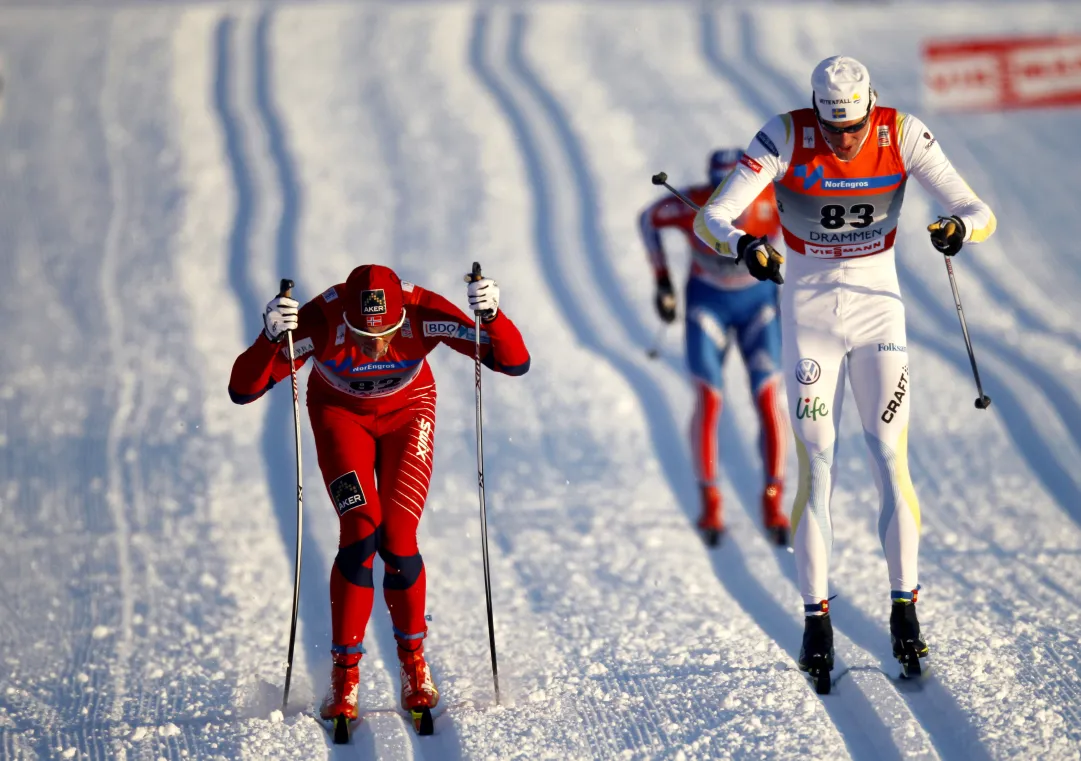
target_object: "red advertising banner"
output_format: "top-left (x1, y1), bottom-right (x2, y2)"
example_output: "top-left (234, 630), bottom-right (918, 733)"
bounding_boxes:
top-left (923, 36), bottom-right (1081, 111)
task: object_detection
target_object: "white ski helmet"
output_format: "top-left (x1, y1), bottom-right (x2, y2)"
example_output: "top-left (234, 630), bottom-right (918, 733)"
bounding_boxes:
top-left (811, 56), bottom-right (874, 123)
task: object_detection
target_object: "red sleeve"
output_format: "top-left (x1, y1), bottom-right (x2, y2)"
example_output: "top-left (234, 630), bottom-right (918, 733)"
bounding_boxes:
top-left (228, 301), bottom-right (329, 404)
top-left (640, 195), bottom-right (688, 278)
top-left (414, 287), bottom-right (530, 376)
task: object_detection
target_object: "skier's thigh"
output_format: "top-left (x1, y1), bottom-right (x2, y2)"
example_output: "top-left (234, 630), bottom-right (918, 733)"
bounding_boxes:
top-left (685, 304), bottom-right (729, 390)
top-left (377, 408), bottom-right (436, 555)
top-left (782, 325), bottom-right (845, 452)
top-left (310, 404), bottom-right (382, 544)
top-left (848, 342), bottom-right (910, 446)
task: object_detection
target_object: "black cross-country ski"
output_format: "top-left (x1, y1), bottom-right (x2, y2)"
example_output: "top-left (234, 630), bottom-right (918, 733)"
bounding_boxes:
top-left (409, 706), bottom-right (434, 735)
top-left (802, 662), bottom-right (833, 695)
top-left (699, 526), bottom-right (724, 547)
top-left (322, 715), bottom-right (354, 745)
top-left (896, 643), bottom-right (929, 681)
top-left (767, 525), bottom-right (788, 547)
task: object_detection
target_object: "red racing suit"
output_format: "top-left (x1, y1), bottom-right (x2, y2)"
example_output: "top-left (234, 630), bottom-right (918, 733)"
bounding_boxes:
top-left (229, 280), bottom-right (530, 655)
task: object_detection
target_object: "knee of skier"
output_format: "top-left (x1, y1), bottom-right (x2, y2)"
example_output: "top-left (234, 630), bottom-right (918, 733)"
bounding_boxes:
top-left (792, 439), bottom-right (834, 528)
top-left (335, 530), bottom-right (380, 588)
top-left (379, 546), bottom-right (424, 590)
top-left (863, 431), bottom-right (903, 485)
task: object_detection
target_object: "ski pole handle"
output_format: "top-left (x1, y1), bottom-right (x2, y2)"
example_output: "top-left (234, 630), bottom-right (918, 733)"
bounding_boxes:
top-left (651, 171), bottom-right (701, 213)
top-left (279, 278), bottom-right (294, 299)
top-left (464, 262), bottom-right (483, 284)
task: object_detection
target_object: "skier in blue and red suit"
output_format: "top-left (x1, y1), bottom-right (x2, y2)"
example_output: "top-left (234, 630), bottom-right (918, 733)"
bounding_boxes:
top-left (640, 148), bottom-right (790, 546)
top-left (229, 264), bottom-right (529, 723)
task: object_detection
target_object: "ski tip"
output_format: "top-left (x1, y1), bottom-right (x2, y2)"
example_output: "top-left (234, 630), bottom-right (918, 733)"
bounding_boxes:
top-left (332, 715), bottom-right (351, 744)
top-left (814, 671), bottom-right (832, 695)
top-left (801, 668), bottom-right (832, 695)
top-left (899, 655), bottom-right (925, 680)
top-left (410, 706), bottom-right (435, 736)
top-left (767, 525), bottom-right (789, 547)
top-left (700, 527), bottom-right (725, 547)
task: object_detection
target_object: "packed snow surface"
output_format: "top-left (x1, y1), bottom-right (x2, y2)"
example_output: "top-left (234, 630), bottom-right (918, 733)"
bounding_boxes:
top-left (2, 2), bottom-right (1080, 759)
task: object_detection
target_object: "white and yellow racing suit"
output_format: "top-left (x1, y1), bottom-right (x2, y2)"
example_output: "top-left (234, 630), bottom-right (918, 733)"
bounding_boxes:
top-left (694, 105), bottom-right (996, 609)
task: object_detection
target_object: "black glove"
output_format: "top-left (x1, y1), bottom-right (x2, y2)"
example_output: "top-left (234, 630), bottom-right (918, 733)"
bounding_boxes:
top-left (654, 273), bottom-right (677, 323)
top-left (928, 216), bottom-right (966, 256)
top-left (737, 234), bottom-right (784, 285)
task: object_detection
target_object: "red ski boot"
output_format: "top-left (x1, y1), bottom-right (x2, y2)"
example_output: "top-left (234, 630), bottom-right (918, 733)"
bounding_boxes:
top-left (762, 482), bottom-right (790, 546)
top-left (320, 650), bottom-right (361, 722)
top-left (399, 646), bottom-right (439, 735)
top-left (399, 646), bottom-right (439, 710)
top-left (697, 484), bottom-right (725, 547)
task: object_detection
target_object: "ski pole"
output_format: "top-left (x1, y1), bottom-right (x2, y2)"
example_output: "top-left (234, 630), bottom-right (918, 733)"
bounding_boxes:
top-left (942, 256), bottom-right (992, 410)
top-left (652, 171), bottom-right (701, 213)
top-left (279, 277), bottom-right (306, 712)
top-left (651, 171), bottom-right (744, 263)
top-left (465, 261), bottom-right (501, 704)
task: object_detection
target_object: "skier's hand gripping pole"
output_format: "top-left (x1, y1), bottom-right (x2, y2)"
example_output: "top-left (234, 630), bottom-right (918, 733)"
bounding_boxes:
top-left (650, 172), bottom-right (783, 285)
top-left (464, 262), bottom-right (501, 704)
top-left (279, 278), bottom-right (306, 712)
top-left (941, 254), bottom-right (992, 410)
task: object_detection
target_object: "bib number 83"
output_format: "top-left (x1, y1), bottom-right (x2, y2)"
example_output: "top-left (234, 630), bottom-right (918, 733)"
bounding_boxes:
top-left (820, 203), bottom-right (875, 230)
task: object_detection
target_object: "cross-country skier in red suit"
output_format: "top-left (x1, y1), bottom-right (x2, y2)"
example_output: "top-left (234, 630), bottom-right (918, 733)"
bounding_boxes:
top-left (640, 149), bottom-right (790, 546)
top-left (228, 264), bottom-right (530, 725)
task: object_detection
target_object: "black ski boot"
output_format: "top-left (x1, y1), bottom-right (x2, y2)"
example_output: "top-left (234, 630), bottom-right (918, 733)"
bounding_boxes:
top-left (890, 601), bottom-right (929, 678)
top-left (798, 613), bottom-right (835, 695)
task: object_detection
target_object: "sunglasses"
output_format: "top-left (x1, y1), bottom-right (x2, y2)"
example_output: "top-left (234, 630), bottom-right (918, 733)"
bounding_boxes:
top-left (818, 114), bottom-right (870, 135)
top-left (814, 102), bottom-right (871, 135)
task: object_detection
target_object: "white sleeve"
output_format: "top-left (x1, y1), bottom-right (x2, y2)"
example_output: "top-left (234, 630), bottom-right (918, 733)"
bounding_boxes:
top-left (694, 115), bottom-right (791, 257)
top-left (900, 113), bottom-right (997, 244)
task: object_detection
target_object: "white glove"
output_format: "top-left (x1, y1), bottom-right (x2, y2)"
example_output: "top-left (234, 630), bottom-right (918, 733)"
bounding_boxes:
top-left (467, 278), bottom-right (500, 322)
top-left (263, 295), bottom-right (299, 342)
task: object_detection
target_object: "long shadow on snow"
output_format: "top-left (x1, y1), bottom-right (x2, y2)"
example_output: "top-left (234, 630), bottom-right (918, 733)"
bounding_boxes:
top-left (217, 13), bottom-right (330, 722)
top-left (956, 136), bottom-right (1081, 356)
top-left (473, 10), bottom-right (901, 756)
top-left (910, 275), bottom-right (1081, 531)
top-left (703, 11), bottom-right (1005, 760)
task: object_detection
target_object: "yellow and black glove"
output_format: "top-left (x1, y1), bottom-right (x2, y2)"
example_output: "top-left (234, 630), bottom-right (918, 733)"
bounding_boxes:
top-left (737, 234), bottom-right (784, 285)
top-left (928, 216), bottom-right (966, 256)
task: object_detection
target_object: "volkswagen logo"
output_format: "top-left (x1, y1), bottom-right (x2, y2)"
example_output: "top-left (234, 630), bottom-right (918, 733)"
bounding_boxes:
top-left (795, 358), bottom-right (821, 385)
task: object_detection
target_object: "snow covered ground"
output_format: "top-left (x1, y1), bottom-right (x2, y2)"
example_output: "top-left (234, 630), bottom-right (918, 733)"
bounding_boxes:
top-left (1, 1), bottom-right (1081, 758)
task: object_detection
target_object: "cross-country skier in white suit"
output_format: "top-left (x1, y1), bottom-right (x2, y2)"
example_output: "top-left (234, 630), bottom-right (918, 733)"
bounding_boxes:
top-left (693, 55), bottom-right (997, 688)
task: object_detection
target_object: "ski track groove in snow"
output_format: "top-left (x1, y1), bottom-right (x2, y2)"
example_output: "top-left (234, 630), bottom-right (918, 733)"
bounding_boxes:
top-left (250, 9), bottom-right (338, 732)
top-left (218, 7), bottom-right (340, 746)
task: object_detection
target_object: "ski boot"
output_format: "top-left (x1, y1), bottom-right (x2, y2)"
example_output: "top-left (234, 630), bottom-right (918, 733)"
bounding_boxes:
top-left (399, 645), bottom-right (439, 735)
top-left (696, 484), bottom-right (725, 547)
top-left (798, 607), bottom-right (835, 695)
top-left (890, 598), bottom-right (929, 678)
top-left (762, 482), bottom-right (790, 547)
top-left (320, 649), bottom-right (361, 743)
